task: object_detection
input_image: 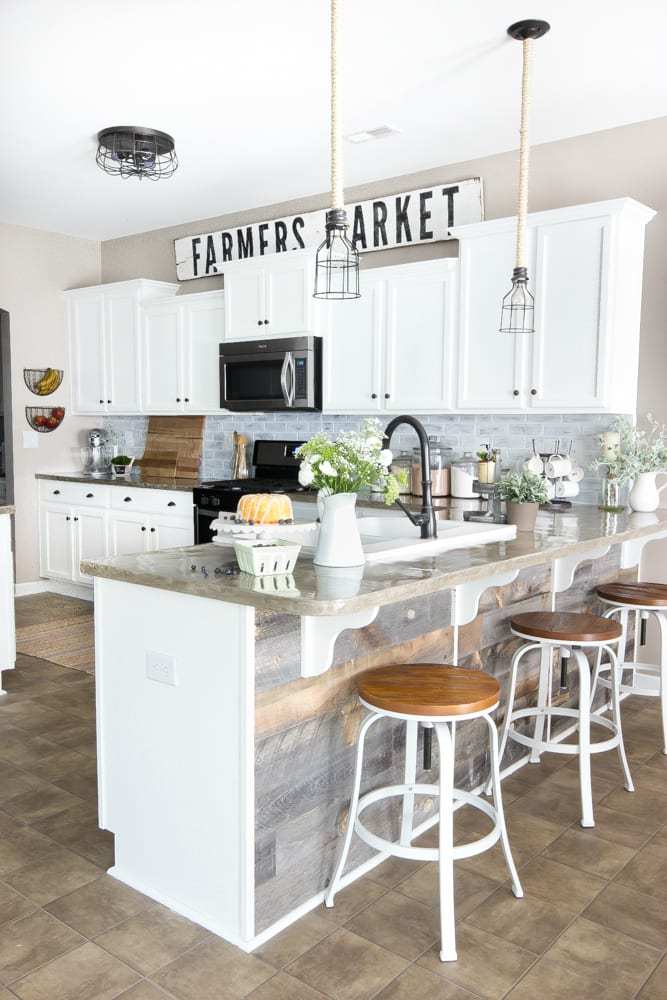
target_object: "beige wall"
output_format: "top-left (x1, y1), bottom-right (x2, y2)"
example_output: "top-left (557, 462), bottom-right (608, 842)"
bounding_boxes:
top-left (0, 224), bottom-right (100, 583)
top-left (102, 116), bottom-right (667, 422)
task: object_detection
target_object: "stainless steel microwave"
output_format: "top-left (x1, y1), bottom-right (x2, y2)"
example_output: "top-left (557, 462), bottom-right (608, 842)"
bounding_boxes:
top-left (219, 336), bottom-right (322, 411)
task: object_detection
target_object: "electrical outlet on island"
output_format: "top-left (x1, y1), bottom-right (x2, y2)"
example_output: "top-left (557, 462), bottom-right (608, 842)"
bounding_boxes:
top-left (145, 651), bottom-right (177, 686)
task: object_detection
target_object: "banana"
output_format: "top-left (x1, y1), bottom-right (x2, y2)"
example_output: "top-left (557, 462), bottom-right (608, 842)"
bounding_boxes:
top-left (36, 368), bottom-right (59, 394)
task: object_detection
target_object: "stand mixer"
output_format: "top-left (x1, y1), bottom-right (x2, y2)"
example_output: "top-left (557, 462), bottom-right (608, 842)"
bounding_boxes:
top-left (81, 429), bottom-right (112, 478)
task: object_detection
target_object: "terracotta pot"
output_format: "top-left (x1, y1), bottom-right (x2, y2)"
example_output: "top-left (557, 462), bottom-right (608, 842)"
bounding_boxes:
top-left (506, 501), bottom-right (539, 532)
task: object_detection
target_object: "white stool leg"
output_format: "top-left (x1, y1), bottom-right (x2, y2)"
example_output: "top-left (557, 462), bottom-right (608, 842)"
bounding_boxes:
top-left (484, 713), bottom-right (523, 898)
top-left (604, 642), bottom-right (634, 791)
top-left (325, 712), bottom-right (380, 907)
top-left (573, 648), bottom-right (594, 828)
top-left (434, 722), bottom-right (456, 963)
top-left (530, 643), bottom-right (552, 764)
top-left (591, 607), bottom-right (619, 706)
top-left (656, 611), bottom-right (667, 755)
top-left (400, 721), bottom-right (418, 846)
top-left (486, 642), bottom-right (540, 795)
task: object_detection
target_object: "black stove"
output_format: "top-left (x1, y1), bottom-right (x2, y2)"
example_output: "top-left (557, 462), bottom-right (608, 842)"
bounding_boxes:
top-left (193, 439), bottom-right (308, 542)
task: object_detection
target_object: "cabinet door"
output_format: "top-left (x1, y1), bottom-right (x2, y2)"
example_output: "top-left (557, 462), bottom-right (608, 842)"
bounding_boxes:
top-left (529, 217), bottom-right (609, 410)
top-left (109, 512), bottom-right (149, 556)
top-left (72, 508), bottom-right (108, 584)
top-left (105, 295), bottom-right (141, 412)
top-left (69, 296), bottom-right (106, 413)
top-left (39, 506), bottom-right (73, 580)
top-left (224, 268), bottom-right (266, 340)
top-left (142, 301), bottom-right (184, 413)
top-left (456, 230), bottom-right (529, 411)
top-left (265, 255), bottom-right (313, 335)
top-left (150, 516), bottom-right (194, 551)
top-left (183, 296), bottom-right (224, 411)
top-left (384, 266), bottom-right (454, 411)
top-left (323, 276), bottom-right (385, 413)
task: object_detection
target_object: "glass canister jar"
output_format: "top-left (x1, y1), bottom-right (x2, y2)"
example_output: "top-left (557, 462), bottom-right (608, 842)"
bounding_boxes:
top-left (389, 451), bottom-right (412, 496)
top-left (411, 437), bottom-right (452, 498)
top-left (450, 454), bottom-right (481, 498)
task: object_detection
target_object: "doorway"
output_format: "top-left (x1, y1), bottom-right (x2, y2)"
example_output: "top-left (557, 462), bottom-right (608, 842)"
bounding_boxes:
top-left (0, 310), bottom-right (13, 509)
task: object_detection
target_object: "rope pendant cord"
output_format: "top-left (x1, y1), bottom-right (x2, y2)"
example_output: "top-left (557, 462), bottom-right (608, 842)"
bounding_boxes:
top-left (515, 37), bottom-right (533, 270)
top-left (330, 0), bottom-right (343, 211)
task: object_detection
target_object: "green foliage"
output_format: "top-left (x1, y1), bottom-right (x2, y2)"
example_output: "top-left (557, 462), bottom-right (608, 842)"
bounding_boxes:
top-left (296, 419), bottom-right (401, 506)
top-left (111, 455), bottom-right (132, 465)
top-left (591, 415), bottom-right (667, 484)
top-left (496, 471), bottom-right (549, 504)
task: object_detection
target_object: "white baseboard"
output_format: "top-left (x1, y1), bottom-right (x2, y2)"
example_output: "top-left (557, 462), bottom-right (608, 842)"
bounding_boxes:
top-left (15, 579), bottom-right (93, 602)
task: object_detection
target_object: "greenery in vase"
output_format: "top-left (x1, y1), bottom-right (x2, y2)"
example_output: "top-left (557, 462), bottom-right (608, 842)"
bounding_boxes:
top-left (592, 415), bottom-right (667, 484)
top-left (496, 471), bottom-right (549, 504)
top-left (111, 455), bottom-right (132, 466)
top-left (296, 419), bottom-right (402, 505)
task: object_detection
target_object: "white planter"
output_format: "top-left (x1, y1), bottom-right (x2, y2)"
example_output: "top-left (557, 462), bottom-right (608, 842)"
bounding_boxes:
top-left (314, 492), bottom-right (365, 568)
top-left (629, 472), bottom-right (667, 513)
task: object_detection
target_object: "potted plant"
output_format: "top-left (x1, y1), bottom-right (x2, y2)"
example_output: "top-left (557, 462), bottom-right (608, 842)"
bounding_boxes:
top-left (111, 455), bottom-right (134, 477)
top-left (296, 420), bottom-right (402, 567)
top-left (497, 471), bottom-right (549, 531)
top-left (592, 416), bottom-right (667, 513)
top-left (477, 445), bottom-right (500, 484)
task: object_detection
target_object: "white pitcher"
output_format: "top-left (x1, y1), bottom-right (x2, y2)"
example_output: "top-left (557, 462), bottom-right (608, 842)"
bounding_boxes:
top-left (314, 492), bottom-right (365, 568)
top-left (629, 472), bottom-right (667, 513)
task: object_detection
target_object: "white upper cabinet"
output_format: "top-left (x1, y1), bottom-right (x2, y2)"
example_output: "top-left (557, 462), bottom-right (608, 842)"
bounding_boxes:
top-left (66, 279), bottom-right (179, 415)
top-left (142, 299), bottom-right (183, 413)
top-left (324, 260), bottom-right (456, 414)
top-left (452, 198), bottom-right (655, 414)
top-left (223, 249), bottom-right (317, 340)
top-left (183, 292), bottom-right (225, 411)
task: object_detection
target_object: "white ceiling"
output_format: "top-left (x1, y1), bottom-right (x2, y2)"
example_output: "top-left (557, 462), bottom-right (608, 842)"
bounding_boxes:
top-left (2, 0), bottom-right (666, 241)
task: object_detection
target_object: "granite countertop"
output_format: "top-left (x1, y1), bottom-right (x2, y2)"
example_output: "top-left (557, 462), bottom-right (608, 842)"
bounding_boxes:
top-left (0, 506), bottom-right (15, 516)
top-left (36, 472), bottom-right (201, 493)
top-left (81, 506), bottom-right (667, 616)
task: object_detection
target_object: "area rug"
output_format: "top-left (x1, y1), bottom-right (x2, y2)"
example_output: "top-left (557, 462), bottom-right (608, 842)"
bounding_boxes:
top-left (15, 592), bottom-right (95, 674)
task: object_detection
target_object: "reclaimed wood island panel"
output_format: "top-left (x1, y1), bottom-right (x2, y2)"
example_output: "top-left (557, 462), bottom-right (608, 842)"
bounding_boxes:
top-left (82, 507), bottom-right (667, 950)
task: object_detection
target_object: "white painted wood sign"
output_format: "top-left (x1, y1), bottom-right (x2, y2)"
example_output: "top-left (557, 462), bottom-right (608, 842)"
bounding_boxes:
top-left (174, 178), bottom-right (483, 280)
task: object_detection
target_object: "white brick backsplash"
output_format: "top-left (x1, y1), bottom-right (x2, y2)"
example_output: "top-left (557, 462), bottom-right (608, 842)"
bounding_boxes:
top-left (104, 411), bottom-right (616, 503)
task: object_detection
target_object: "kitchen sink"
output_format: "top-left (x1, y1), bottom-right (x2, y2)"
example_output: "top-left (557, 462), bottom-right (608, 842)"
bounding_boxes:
top-left (355, 515), bottom-right (516, 563)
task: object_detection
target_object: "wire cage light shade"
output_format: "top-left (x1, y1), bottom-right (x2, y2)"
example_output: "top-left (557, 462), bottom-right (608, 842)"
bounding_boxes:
top-left (96, 126), bottom-right (178, 180)
top-left (314, 209), bottom-right (360, 299)
top-left (500, 266), bottom-right (535, 334)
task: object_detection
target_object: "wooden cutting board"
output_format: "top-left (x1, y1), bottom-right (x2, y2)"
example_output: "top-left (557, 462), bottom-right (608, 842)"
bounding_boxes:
top-left (136, 416), bottom-right (205, 479)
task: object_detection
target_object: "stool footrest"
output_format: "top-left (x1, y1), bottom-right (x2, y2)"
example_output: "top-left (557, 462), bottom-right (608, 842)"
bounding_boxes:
top-left (596, 662), bottom-right (662, 698)
top-left (508, 707), bottom-right (620, 756)
top-left (354, 783), bottom-right (501, 863)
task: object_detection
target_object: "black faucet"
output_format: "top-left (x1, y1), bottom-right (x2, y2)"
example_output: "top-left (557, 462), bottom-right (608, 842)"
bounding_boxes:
top-left (383, 415), bottom-right (437, 539)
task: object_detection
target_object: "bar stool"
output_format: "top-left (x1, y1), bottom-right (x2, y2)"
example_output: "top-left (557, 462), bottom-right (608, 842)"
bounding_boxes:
top-left (593, 582), bottom-right (667, 754)
top-left (496, 611), bottom-right (634, 828)
top-left (325, 664), bottom-right (523, 963)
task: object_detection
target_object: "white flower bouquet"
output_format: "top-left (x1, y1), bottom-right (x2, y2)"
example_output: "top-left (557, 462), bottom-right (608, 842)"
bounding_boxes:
top-left (592, 415), bottom-right (667, 484)
top-left (296, 419), bottom-right (402, 505)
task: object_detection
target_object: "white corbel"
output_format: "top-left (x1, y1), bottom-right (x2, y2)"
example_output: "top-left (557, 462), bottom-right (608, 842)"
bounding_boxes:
top-left (620, 529), bottom-right (667, 570)
top-left (551, 544), bottom-right (611, 594)
top-left (300, 607), bottom-right (380, 677)
top-left (450, 570), bottom-right (520, 628)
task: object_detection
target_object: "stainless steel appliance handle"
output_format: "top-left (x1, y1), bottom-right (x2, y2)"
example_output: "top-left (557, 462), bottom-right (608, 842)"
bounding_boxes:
top-left (286, 352), bottom-right (296, 407)
top-left (280, 353), bottom-right (292, 407)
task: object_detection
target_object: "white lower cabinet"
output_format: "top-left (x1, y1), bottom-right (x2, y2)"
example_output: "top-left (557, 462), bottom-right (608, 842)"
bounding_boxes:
top-left (39, 482), bottom-right (194, 588)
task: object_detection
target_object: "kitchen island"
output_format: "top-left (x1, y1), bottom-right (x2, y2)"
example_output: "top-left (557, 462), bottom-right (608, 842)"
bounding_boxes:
top-left (0, 506), bottom-right (15, 695)
top-left (83, 506), bottom-right (667, 951)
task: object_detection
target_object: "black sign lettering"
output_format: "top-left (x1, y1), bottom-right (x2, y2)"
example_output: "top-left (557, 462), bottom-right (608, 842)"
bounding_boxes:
top-left (395, 195), bottom-right (411, 243)
top-left (275, 220), bottom-right (288, 252)
top-left (442, 185), bottom-right (460, 229)
top-left (373, 201), bottom-right (388, 247)
top-left (258, 223), bottom-right (269, 255)
top-left (292, 217), bottom-right (305, 248)
top-left (191, 237), bottom-right (201, 277)
top-left (221, 232), bottom-right (233, 261)
top-left (419, 191), bottom-right (433, 240)
top-left (205, 235), bottom-right (217, 274)
top-left (238, 227), bottom-right (254, 258)
top-left (352, 205), bottom-right (367, 249)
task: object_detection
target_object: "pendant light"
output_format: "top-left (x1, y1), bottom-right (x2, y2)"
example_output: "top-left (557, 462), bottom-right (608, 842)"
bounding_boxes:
top-left (499, 19), bottom-right (550, 334)
top-left (96, 127), bottom-right (178, 180)
top-left (313, 0), bottom-right (360, 299)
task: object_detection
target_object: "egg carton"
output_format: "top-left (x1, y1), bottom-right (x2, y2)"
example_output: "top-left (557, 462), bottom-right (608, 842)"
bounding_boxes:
top-left (232, 538), bottom-right (302, 577)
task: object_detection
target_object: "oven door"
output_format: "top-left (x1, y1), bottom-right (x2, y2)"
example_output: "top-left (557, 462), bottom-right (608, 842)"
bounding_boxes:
top-left (194, 506), bottom-right (222, 545)
top-left (220, 348), bottom-right (294, 411)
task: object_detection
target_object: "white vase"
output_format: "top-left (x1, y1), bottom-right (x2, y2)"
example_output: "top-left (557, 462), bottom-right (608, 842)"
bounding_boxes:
top-left (314, 492), bottom-right (365, 568)
top-left (629, 472), bottom-right (667, 513)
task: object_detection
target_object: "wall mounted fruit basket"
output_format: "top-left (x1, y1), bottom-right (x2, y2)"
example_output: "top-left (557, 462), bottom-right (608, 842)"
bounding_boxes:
top-left (25, 406), bottom-right (65, 432)
top-left (23, 368), bottom-right (64, 396)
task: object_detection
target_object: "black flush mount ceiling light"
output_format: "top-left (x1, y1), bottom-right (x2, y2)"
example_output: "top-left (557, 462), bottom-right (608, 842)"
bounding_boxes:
top-left (96, 126), bottom-right (178, 180)
top-left (500, 19), bottom-right (550, 334)
top-left (313, 0), bottom-right (360, 300)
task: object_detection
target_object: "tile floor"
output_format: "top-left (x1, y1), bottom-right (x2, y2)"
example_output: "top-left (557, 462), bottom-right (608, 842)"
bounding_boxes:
top-left (0, 647), bottom-right (666, 999)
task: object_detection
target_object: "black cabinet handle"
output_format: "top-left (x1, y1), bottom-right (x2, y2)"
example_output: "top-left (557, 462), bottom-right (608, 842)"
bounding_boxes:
top-left (184, 397), bottom-right (190, 403)
top-left (513, 389), bottom-right (520, 397)
top-left (99, 399), bottom-right (104, 404)
top-left (176, 397), bottom-right (181, 403)
top-left (167, 501), bottom-right (176, 507)
top-left (66, 515), bottom-right (71, 521)
top-left (124, 497), bottom-right (132, 503)
top-left (141, 526), bottom-right (146, 532)
top-left (150, 527), bottom-right (156, 533)
top-left (73, 517), bottom-right (78, 522)
top-left (384, 393), bottom-right (390, 399)
top-left (107, 400), bottom-right (111, 404)
top-left (264, 319), bottom-right (269, 325)
top-left (53, 489), bottom-right (60, 495)
top-left (85, 493), bottom-right (93, 498)
top-left (371, 393), bottom-right (378, 400)
top-left (530, 388), bottom-right (538, 396)
top-left (257, 320), bottom-right (262, 326)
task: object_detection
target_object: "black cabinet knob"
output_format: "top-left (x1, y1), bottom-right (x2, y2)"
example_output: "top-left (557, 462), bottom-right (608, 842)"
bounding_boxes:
top-left (141, 526), bottom-right (146, 532)
top-left (513, 389), bottom-right (520, 397)
top-left (85, 493), bottom-right (93, 498)
top-left (176, 397), bottom-right (181, 402)
top-left (167, 501), bottom-right (176, 507)
top-left (99, 399), bottom-right (104, 404)
top-left (73, 517), bottom-right (78, 522)
top-left (264, 319), bottom-right (269, 325)
top-left (184, 397), bottom-right (190, 403)
top-left (257, 320), bottom-right (262, 326)
top-left (150, 527), bottom-right (156, 533)
top-left (53, 490), bottom-right (60, 495)
top-left (107, 400), bottom-right (111, 404)
top-left (530, 388), bottom-right (538, 396)
top-left (124, 497), bottom-right (132, 503)
top-left (371, 393), bottom-right (378, 399)
top-left (66, 515), bottom-right (70, 521)
top-left (384, 393), bottom-right (390, 399)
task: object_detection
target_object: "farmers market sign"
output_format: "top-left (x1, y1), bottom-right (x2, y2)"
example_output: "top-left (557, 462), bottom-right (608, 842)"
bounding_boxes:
top-left (174, 178), bottom-right (483, 280)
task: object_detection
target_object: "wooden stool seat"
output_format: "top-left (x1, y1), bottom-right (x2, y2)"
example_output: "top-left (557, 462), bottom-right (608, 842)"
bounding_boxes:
top-left (597, 581), bottom-right (667, 607)
top-left (510, 611), bottom-right (622, 644)
top-left (357, 664), bottom-right (500, 717)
